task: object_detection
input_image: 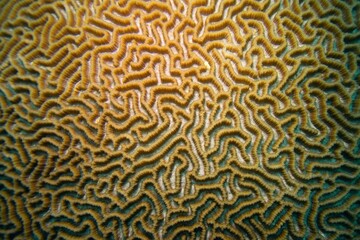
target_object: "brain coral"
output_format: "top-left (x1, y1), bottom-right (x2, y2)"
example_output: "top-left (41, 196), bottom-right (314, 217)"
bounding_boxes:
top-left (0, 0), bottom-right (359, 239)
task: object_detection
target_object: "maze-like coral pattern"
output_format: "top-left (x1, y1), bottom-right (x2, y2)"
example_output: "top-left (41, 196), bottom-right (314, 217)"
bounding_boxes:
top-left (0, 0), bottom-right (360, 239)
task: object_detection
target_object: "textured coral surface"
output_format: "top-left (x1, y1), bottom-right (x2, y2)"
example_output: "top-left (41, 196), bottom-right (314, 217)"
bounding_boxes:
top-left (0, 0), bottom-right (359, 239)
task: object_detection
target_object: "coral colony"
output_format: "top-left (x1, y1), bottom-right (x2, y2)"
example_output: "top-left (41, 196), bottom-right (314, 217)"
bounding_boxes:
top-left (0, 0), bottom-right (359, 239)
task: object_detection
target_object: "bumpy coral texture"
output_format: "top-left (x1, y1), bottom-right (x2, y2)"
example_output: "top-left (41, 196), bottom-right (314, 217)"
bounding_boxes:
top-left (0, 0), bottom-right (359, 239)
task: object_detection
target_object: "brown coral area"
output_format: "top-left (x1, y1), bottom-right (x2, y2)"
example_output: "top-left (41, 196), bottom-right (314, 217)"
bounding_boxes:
top-left (0, 0), bottom-right (359, 239)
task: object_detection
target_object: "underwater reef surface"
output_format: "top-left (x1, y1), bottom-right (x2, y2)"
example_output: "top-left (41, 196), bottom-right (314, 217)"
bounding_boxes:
top-left (0, 0), bottom-right (359, 239)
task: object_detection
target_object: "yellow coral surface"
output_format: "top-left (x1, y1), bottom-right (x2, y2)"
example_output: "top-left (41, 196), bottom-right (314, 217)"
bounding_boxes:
top-left (0, 0), bottom-right (359, 239)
